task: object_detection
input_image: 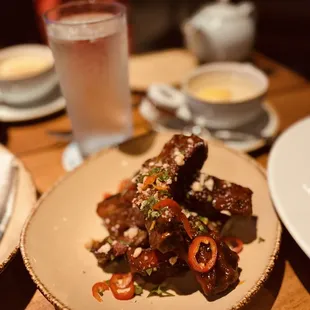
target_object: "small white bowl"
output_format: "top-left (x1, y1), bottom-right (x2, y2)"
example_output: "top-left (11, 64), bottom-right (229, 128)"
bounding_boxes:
top-left (0, 44), bottom-right (58, 106)
top-left (182, 62), bottom-right (268, 129)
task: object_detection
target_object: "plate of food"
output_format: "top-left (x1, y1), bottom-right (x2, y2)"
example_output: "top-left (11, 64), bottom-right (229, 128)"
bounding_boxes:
top-left (21, 133), bottom-right (281, 310)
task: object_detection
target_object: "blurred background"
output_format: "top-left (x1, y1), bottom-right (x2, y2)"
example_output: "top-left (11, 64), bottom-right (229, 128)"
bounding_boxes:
top-left (0, 0), bottom-right (309, 77)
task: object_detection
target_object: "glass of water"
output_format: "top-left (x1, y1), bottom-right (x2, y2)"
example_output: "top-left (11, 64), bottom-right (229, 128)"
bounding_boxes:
top-left (44, 1), bottom-right (132, 157)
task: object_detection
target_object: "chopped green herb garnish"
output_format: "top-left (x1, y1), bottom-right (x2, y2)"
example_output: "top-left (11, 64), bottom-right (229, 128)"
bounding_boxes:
top-left (147, 285), bottom-right (174, 298)
top-left (107, 237), bottom-right (113, 244)
top-left (145, 196), bottom-right (158, 209)
top-left (110, 254), bottom-right (115, 261)
top-left (258, 237), bottom-right (265, 243)
top-left (158, 171), bottom-right (170, 182)
top-left (105, 279), bottom-right (110, 285)
top-left (146, 268), bottom-right (153, 276)
top-left (134, 283), bottom-right (144, 296)
top-left (151, 211), bottom-right (160, 218)
top-left (148, 167), bottom-right (161, 175)
top-left (186, 192), bottom-right (190, 199)
top-left (199, 216), bottom-right (209, 225)
top-left (136, 174), bottom-right (144, 184)
top-left (159, 190), bottom-right (172, 197)
top-left (119, 240), bottom-right (130, 246)
top-left (207, 195), bottom-right (213, 202)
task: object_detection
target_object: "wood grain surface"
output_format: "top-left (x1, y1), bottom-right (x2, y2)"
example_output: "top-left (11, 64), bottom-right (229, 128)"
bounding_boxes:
top-left (0, 53), bottom-right (309, 310)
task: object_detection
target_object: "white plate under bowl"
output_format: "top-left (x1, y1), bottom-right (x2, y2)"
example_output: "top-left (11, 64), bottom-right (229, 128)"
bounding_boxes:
top-left (0, 85), bottom-right (65, 122)
top-left (0, 145), bottom-right (36, 272)
top-left (139, 100), bottom-right (279, 153)
top-left (21, 132), bottom-right (281, 310)
top-left (268, 117), bottom-right (310, 257)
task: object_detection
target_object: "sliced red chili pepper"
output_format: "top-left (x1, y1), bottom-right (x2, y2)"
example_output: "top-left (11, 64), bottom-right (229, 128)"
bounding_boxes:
top-left (118, 178), bottom-right (133, 192)
top-left (153, 199), bottom-right (194, 239)
top-left (152, 198), bottom-right (181, 211)
top-left (110, 281), bottom-right (135, 300)
top-left (92, 281), bottom-right (109, 302)
top-left (188, 236), bottom-right (218, 273)
top-left (110, 273), bottom-right (133, 289)
top-left (103, 192), bottom-right (112, 199)
top-left (223, 236), bottom-right (243, 254)
top-left (142, 175), bottom-right (157, 189)
top-left (180, 213), bottom-right (193, 239)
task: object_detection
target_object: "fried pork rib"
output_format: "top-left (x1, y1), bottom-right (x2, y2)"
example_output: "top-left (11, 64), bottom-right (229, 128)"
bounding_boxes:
top-left (186, 174), bottom-right (253, 216)
top-left (90, 134), bottom-right (252, 297)
top-left (96, 182), bottom-right (145, 237)
top-left (132, 134), bottom-right (207, 252)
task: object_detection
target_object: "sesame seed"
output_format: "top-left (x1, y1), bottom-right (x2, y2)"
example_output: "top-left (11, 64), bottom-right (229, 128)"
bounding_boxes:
top-left (133, 247), bottom-right (143, 258)
top-left (175, 154), bottom-right (185, 166)
top-left (124, 227), bottom-right (138, 239)
top-left (192, 181), bottom-right (202, 192)
top-left (169, 256), bottom-right (178, 265)
top-left (205, 178), bottom-right (214, 191)
top-left (97, 243), bottom-right (111, 254)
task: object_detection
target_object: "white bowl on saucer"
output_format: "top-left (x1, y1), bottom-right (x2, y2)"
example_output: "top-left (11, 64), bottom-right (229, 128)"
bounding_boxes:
top-left (182, 62), bottom-right (268, 129)
top-left (0, 44), bottom-right (58, 106)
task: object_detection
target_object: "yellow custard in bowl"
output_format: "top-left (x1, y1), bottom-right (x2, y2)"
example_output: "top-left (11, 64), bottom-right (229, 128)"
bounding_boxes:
top-left (0, 56), bottom-right (52, 80)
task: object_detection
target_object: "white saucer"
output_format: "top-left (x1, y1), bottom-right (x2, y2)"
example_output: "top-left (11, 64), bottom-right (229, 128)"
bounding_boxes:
top-left (0, 85), bottom-right (66, 122)
top-left (139, 99), bottom-right (280, 153)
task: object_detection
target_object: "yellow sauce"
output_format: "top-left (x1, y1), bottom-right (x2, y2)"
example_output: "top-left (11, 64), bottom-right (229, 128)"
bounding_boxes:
top-left (195, 88), bottom-right (232, 102)
top-left (0, 56), bottom-right (51, 80)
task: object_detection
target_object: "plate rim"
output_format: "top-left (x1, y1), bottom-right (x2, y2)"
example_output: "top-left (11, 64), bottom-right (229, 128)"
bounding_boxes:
top-left (20, 133), bottom-right (282, 310)
top-left (268, 116), bottom-right (310, 257)
top-left (139, 101), bottom-right (280, 154)
top-left (0, 95), bottom-right (66, 123)
top-left (0, 145), bottom-right (36, 272)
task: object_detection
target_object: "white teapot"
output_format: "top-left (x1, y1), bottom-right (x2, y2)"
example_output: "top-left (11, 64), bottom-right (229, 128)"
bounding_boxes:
top-left (183, 1), bottom-right (256, 62)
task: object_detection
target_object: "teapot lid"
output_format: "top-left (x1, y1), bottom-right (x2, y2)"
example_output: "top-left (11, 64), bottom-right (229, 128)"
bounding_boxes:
top-left (196, 1), bottom-right (254, 19)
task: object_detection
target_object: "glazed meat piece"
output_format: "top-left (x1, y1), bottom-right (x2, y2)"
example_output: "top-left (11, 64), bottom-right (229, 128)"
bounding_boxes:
top-left (193, 231), bottom-right (239, 296)
top-left (185, 174), bottom-right (253, 216)
top-left (126, 248), bottom-right (187, 283)
top-left (90, 227), bottom-right (148, 267)
top-left (97, 182), bottom-right (145, 237)
top-left (132, 134), bottom-right (208, 252)
top-left (184, 216), bottom-right (240, 296)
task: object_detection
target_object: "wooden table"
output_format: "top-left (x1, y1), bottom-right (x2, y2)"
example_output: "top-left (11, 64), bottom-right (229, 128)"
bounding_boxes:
top-left (1, 53), bottom-right (309, 310)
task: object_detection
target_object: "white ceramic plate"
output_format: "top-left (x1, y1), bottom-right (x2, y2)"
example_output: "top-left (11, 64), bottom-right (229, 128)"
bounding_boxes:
top-left (0, 86), bottom-right (65, 122)
top-left (0, 145), bottom-right (36, 271)
top-left (139, 101), bottom-right (279, 153)
top-left (21, 133), bottom-right (281, 310)
top-left (268, 117), bottom-right (310, 257)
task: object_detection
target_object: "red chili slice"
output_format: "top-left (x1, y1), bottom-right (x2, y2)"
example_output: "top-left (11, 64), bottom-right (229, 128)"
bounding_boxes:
top-left (103, 192), bottom-right (112, 199)
top-left (110, 273), bottom-right (133, 289)
top-left (223, 236), bottom-right (243, 254)
top-left (110, 281), bottom-right (135, 300)
top-left (142, 175), bottom-right (157, 189)
top-left (118, 178), bottom-right (133, 192)
top-left (92, 282), bottom-right (109, 302)
top-left (152, 198), bottom-right (180, 211)
top-left (188, 236), bottom-right (218, 273)
top-left (180, 213), bottom-right (193, 239)
top-left (109, 273), bottom-right (135, 300)
top-left (153, 199), bottom-right (194, 239)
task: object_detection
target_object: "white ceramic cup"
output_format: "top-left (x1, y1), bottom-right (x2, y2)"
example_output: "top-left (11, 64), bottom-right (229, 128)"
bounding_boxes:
top-left (0, 44), bottom-right (58, 106)
top-left (182, 62), bottom-right (268, 129)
